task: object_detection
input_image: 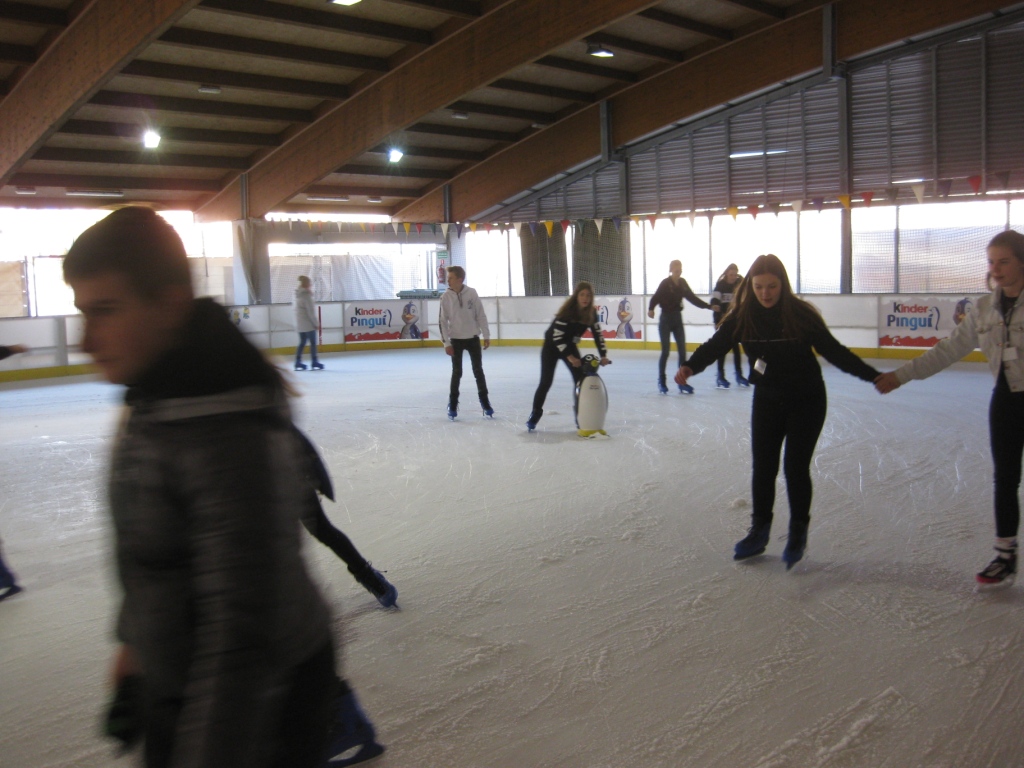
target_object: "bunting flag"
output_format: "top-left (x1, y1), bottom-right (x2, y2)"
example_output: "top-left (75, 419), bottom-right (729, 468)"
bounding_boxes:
top-left (860, 192), bottom-right (874, 207)
top-left (485, 223), bottom-right (492, 233)
top-left (790, 200), bottom-right (803, 213)
top-left (995, 171), bottom-right (1011, 189)
top-left (687, 211), bottom-right (697, 226)
top-left (727, 206), bottom-right (739, 220)
top-left (630, 215), bottom-right (641, 228)
top-left (594, 218), bottom-right (604, 236)
top-left (838, 194), bottom-right (851, 210)
top-left (440, 223), bottom-right (449, 238)
top-left (911, 184), bottom-right (925, 203)
top-left (528, 221), bottom-right (537, 236)
top-left (647, 214), bottom-right (658, 228)
top-left (498, 223), bottom-right (507, 233)
top-left (359, 222), bottom-right (366, 232)
top-left (403, 222), bottom-right (411, 235)
top-left (937, 179), bottom-right (952, 199)
top-left (560, 219), bottom-right (570, 234)
top-left (513, 222), bottom-right (522, 236)
top-left (770, 203), bottom-right (782, 216)
top-left (885, 187), bottom-right (899, 203)
top-left (812, 197), bottom-right (824, 211)
top-left (612, 217), bottom-right (622, 231)
top-left (968, 175), bottom-right (983, 194)
top-left (746, 205), bottom-right (759, 219)
top-left (431, 223), bottom-right (437, 235)
top-left (669, 214), bottom-right (677, 227)
top-left (415, 223), bottom-right (423, 234)
top-left (544, 220), bottom-right (554, 237)
top-left (455, 222), bottom-right (464, 238)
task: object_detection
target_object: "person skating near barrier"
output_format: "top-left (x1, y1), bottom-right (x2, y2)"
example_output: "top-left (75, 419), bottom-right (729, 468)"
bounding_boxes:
top-left (647, 260), bottom-right (712, 394)
top-left (527, 282), bottom-right (610, 431)
top-left (876, 230), bottom-right (1024, 588)
top-left (438, 265), bottom-right (493, 420)
top-left (294, 275), bottom-right (324, 371)
top-left (0, 344), bottom-right (27, 602)
top-left (677, 254), bottom-right (881, 569)
top-left (710, 264), bottom-right (748, 389)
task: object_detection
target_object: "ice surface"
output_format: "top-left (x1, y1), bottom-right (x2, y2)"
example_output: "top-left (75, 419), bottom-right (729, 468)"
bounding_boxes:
top-left (2, 347), bottom-right (1022, 768)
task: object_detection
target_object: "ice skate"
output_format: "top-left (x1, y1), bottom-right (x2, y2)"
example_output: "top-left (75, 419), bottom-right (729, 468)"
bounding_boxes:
top-left (326, 688), bottom-right (385, 766)
top-left (735, 374), bottom-right (750, 387)
top-left (734, 520), bottom-right (771, 560)
top-left (716, 375), bottom-right (731, 389)
top-left (447, 401), bottom-right (457, 421)
top-left (311, 361), bottom-right (324, 370)
top-left (782, 525), bottom-right (807, 570)
top-left (976, 549), bottom-right (1016, 588)
top-left (678, 383), bottom-right (694, 395)
top-left (0, 583), bottom-right (23, 602)
top-left (480, 396), bottom-right (494, 417)
top-left (294, 362), bottom-right (308, 371)
top-left (351, 563), bottom-right (398, 608)
top-left (526, 409), bottom-right (542, 431)
top-left (657, 378), bottom-right (669, 395)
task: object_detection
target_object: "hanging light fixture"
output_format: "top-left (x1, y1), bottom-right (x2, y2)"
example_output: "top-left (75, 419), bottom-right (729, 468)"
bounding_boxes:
top-left (586, 41), bottom-right (614, 58)
top-left (388, 148), bottom-right (404, 163)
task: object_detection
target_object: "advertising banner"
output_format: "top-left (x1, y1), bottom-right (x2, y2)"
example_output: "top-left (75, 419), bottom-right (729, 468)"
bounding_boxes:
top-left (591, 294), bottom-right (644, 340)
top-left (345, 299), bottom-right (429, 342)
top-left (878, 295), bottom-right (982, 347)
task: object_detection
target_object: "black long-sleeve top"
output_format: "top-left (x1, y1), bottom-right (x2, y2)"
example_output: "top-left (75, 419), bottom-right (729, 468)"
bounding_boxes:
top-left (544, 316), bottom-right (607, 359)
top-left (710, 277), bottom-right (741, 317)
top-left (687, 302), bottom-right (879, 391)
top-left (648, 276), bottom-right (711, 314)
top-left (0, 345), bottom-right (15, 361)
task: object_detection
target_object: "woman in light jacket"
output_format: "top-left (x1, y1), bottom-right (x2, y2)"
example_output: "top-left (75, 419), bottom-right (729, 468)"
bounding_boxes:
top-left (876, 230), bottom-right (1024, 587)
top-left (294, 275), bottom-right (323, 371)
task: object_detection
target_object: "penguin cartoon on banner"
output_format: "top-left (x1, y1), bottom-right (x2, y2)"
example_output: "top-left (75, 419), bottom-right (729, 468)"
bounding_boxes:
top-left (575, 354), bottom-right (609, 437)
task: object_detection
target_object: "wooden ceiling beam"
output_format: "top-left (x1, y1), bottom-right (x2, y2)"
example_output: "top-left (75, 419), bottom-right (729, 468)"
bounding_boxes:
top-left (158, 27), bottom-right (391, 73)
top-left (405, 122), bottom-right (520, 142)
top-left (368, 143), bottom-right (487, 161)
top-left (195, 0), bottom-right (661, 222)
top-left (382, 0), bottom-right (482, 18)
top-left (197, 0), bottom-right (433, 45)
top-left (394, 0), bottom-right (1014, 223)
top-left (120, 60), bottom-right (350, 100)
top-left (11, 172), bottom-right (221, 192)
top-left (721, 0), bottom-right (786, 20)
top-left (89, 90), bottom-right (315, 123)
top-left (488, 78), bottom-right (595, 103)
top-left (536, 55), bottom-right (640, 82)
top-left (0, 0), bottom-right (202, 186)
top-left (305, 184), bottom-right (425, 198)
top-left (638, 8), bottom-right (733, 41)
top-left (0, 0), bottom-right (68, 27)
top-left (447, 99), bottom-right (558, 123)
top-left (32, 146), bottom-right (251, 169)
top-left (60, 119), bottom-right (281, 147)
top-left (338, 163), bottom-right (453, 180)
top-left (0, 42), bottom-right (35, 65)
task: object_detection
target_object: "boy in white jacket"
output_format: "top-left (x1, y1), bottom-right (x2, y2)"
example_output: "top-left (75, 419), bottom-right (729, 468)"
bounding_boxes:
top-left (438, 266), bottom-right (492, 419)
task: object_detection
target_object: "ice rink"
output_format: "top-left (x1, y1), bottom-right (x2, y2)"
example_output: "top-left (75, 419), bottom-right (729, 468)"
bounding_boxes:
top-left (1, 346), bottom-right (1021, 768)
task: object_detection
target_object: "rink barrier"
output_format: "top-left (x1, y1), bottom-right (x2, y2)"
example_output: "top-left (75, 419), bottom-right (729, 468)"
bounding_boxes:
top-left (0, 296), bottom-right (988, 383)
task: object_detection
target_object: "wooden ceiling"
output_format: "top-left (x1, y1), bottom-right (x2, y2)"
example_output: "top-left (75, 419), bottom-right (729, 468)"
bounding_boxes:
top-left (0, 0), bottom-right (1015, 223)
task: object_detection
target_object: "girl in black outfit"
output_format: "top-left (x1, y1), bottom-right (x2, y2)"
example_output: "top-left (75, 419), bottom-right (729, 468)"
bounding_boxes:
top-left (677, 255), bottom-right (880, 568)
top-left (710, 263), bottom-right (748, 389)
top-left (647, 259), bottom-right (711, 394)
top-left (528, 281), bottom-right (611, 430)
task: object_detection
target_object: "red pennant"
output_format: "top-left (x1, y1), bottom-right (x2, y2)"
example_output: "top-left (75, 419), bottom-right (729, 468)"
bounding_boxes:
top-left (415, 223), bottom-right (423, 234)
top-left (560, 219), bottom-right (571, 234)
top-left (746, 205), bottom-right (758, 219)
top-left (647, 215), bottom-right (657, 229)
top-left (968, 175), bottom-right (983, 194)
top-left (860, 192), bottom-right (874, 207)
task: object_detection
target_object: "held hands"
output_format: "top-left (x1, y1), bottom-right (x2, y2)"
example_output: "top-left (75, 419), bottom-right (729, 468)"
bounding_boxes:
top-left (874, 372), bottom-right (901, 394)
top-left (599, 357), bottom-right (611, 366)
top-left (675, 366), bottom-right (693, 386)
top-left (567, 355), bottom-right (582, 367)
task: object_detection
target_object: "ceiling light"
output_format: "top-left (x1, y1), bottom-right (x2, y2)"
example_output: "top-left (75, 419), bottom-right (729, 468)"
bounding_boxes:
top-left (143, 130), bottom-right (161, 149)
top-left (14, 187), bottom-right (36, 195)
top-left (388, 148), bottom-right (404, 163)
top-left (728, 150), bottom-right (787, 159)
top-left (367, 196), bottom-right (383, 203)
top-left (330, 0), bottom-right (362, 5)
top-left (306, 195), bottom-right (350, 202)
top-left (197, 84), bottom-right (222, 94)
top-left (451, 111), bottom-right (469, 120)
top-left (66, 189), bottom-right (124, 198)
top-left (586, 41), bottom-right (614, 58)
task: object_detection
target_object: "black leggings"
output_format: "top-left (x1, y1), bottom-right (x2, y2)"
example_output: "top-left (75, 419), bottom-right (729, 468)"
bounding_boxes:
top-left (750, 385), bottom-right (827, 530)
top-left (990, 379), bottom-right (1024, 539)
top-left (449, 336), bottom-right (488, 404)
top-left (713, 313), bottom-right (744, 378)
top-left (303, 493), bottom-right (368, 572)
top-left (658, 312), bottom-right (686, 381)
top-left (532, 342), bottom-right (582, 413)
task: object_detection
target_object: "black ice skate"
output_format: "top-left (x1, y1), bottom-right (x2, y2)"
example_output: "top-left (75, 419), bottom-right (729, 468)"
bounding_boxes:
top-left (977, 548), bottom-right (1016, 587)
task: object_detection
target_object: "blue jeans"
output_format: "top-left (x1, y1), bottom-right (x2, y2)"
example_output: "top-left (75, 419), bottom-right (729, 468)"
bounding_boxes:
top-left (296, 331), bottom-right (318, 365)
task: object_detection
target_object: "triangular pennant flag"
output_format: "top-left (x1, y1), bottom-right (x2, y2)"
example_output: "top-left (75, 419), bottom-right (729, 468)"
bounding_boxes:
top-left (513, 222), bottom-right (522, 236)
top-left (790, 200), bottom-right (803, 213)
top-left (455, 222), bottom-right (464, 238)
top-left (431, 223), bottom-right (437, 235)
top-left (886, 187), bottom-right (899, 203)
top-left (647, 214), bottom-right (657, 228)
top-left (359, 222), bottom-right (366, 232)
top-left (770, 203), bottom-right (781, 216)
top-left (995, 171), bottom-right (1011, 189)
top-left (968, 175), bottom-right (983, 194)
top-left (630, 215), bottom-right (641, 228)
top-left (560, 219), bottom-right (570, 234)
top-left (688, 211), bottom-right (696, 226)
top-left (288, 220), bottom-right (293, 230)
top-left (469, 222), bottom-right (478, 232)
top-left (860, 192), bottom-right (874, 207)
top-left (812, 197), bottom-right (824, 211)
top-left (912, 184), bottom-right (926, 203)
top-left (594, 218), bottom-right (604, 236)
top-left (499, 223), bottom-right (507, 233)
top-left (669, 214), bottom-right (677, 227)
top-left (403, 222), bottom-right (411, 235)
top-left (440, 223), bottom-right (449, 238)
top-left (544, 221), bottom-right (554, 237)
top-left (528, 221), bottom-right (537, 236)
top-left (746, 205), bottom-right (759, 219)
top-left (612, 217), bottom-right (621, 231)
top-left (415, 223), bottom-right (423, 234)
top-left (838, 194), bottom-right (851, 210)
top-left (937, 179), bottom-right (952, 198)
top-left (485, 223), bottom-right (492, 233)
top-left (336, 222), bottom-right (342, 232)
top-left (727, 206), bottom-right (739, 220)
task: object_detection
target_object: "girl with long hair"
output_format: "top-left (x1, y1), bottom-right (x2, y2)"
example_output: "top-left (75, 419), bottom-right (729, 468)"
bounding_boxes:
top-left (876, 230), bottom-right (1024, 587)
top-left (527, 282), bottom-right (611, 430)
top-left (647, 259), bottom-right (712, 394)
top-left (677, 255), bottom-right (881, 568)
top-left (710, 263), bottom-right (748, 388)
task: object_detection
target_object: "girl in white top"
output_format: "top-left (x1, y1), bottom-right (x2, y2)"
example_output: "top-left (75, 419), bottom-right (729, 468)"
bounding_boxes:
top-left (876, 230), bottom-right (1024, 586)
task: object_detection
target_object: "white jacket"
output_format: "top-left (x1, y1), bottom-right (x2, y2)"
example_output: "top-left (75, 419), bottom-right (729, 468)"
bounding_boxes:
top-left (294, 287), bottom-right (318, 332)
top-left (438, 285), bottom-right (489, 346)
top-left (895, 289), bottom-right (1024, 392)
